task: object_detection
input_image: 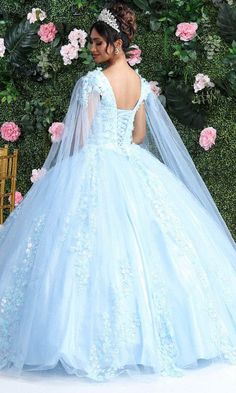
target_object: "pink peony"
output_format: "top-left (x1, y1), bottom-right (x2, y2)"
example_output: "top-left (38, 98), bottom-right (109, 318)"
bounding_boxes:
top-left (0, 38), bottom-right (6, 57)
top-left (38, 22), bottom-right (57, 43)
top-left (149, 81), bottom-right (162, 96)
top-left (27, 8), bottom-right (47, 24)
top-left (0, 122), bottom-right (21, 142)
top-left (175, 22), bottom-right (198, 42)
top-left (194, 73), bottom-right (215, 93)
top-left (199, 127), bottom-right (217, 150)
top-left (8, 191), bottom-right (23, 206)
top-left (48, 122), bottom-right (64, 142)
top-left (68, 28), bottom-right (87, 48)
top-left (126, 44), bottom-right (142, 66)
top-left (30, 167), bottom-right (47, 183)
top-left (60, 43), bottom-right (80, 65)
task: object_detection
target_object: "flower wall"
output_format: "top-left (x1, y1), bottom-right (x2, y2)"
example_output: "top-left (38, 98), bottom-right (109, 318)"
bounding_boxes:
top-left (0, 0), bottom-right (235, 238)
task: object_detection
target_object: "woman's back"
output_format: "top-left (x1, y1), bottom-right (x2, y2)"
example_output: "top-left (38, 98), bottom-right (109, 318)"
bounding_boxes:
top-left (102, 67), bottom-right (142, 111)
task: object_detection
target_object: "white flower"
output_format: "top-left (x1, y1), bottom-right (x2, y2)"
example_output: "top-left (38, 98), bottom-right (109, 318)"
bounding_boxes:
top-left (0, 38), bottom-right (6, 58)
top-left (30, 168), bottom-right (47, 183)
top-left (193, 73), bottom-right (215, 93)
top-left (68, 29), bottom-right (87, 48)
top-left (60, 43), bottom-right (80, 65)
top-left (27, 8), bottom-right (47, 24)
top-left (149, 81), bottom-right (162, 96)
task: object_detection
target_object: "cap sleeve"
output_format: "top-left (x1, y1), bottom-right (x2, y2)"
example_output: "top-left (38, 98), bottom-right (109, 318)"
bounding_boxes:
top-left (77, 69), bottom-right (106, 107)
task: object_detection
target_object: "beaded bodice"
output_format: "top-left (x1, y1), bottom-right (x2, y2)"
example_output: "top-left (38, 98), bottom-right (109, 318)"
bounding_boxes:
top-left (77, 67), bottom-right (151, 150)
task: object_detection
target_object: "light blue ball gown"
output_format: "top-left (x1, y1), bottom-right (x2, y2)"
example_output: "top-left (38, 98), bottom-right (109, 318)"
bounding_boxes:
top-left (0, 67), bottom-right (236, 382)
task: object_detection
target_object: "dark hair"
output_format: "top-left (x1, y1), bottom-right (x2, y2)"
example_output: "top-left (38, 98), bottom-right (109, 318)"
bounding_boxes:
top-left (89, 2), bottom-right (137, 53)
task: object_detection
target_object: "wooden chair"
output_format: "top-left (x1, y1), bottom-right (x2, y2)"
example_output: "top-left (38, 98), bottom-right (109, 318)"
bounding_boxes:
top-left (0, 145), bottom-right (18, 224)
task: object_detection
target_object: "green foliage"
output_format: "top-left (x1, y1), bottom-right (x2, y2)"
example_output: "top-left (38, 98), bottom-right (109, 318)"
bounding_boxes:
top-left (216, 41), bottom-right (236, 97)
top-left (21, 99), bottom-right (56, 133)
top-left (0, 80), bottom-right (20, 103)
top-left (217, 3), bottom-right (236, 43)
top-left (4, 19), bottom-right (39, 66)
top-left (165, 81), bottom-right (206, 129)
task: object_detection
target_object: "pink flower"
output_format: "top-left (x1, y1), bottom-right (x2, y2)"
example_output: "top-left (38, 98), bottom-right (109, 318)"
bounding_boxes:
top-left (199, 127), bottom-right (217, 150)
top-left (48, 122), bottom-right (64, 142)
top-left (194, 73), bottom-right (215, 93)
top-left (38, 22), bottom-right (57, 43)
top-left (175, 22), bottom-right (198, 42)
top-left (0, 122), bottom-right (21, 142)
top-left (27, 8), bottom-right (47, 24)
top-left (0, 38), bottom-right (6, 57)
top-left (60, 43), bottom-right (80, 65)
top-left (68, 29), bottom-right (87, 48)
top-left (8, 191), bottom-right (23, 206)
top-left (149, 81), bottom-right (162, 96)
top-left (30, 168), bottom-right (47, 183)
top-left (126, 44), bottom-right (142, 66)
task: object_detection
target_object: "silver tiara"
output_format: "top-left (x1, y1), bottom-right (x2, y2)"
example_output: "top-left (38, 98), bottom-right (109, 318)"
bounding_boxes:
top-left (97, 8), bottom-right (120, 33)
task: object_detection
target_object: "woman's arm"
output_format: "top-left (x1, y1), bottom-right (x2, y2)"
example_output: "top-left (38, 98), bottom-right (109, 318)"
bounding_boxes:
top-left (132, 102), bottom-right (146, 144)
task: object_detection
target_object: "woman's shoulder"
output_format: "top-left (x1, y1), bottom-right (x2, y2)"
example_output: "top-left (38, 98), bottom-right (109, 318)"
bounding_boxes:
top-left (79, 67), bottom-right (106, 91)
top-left (134, 69), bottom-right (152, 98)
top-left (75, 68), bottom-right (107, 106)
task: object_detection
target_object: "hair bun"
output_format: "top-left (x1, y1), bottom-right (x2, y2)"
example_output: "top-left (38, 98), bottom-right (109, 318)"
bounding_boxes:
top-left (110, 2), bottom-right (137, 42)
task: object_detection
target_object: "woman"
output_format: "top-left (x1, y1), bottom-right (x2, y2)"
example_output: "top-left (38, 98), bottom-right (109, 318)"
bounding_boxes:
top-left (0, 2), bottom-right (236, 383)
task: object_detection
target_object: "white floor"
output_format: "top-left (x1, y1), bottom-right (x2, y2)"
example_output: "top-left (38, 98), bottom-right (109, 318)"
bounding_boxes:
top-left (1, 363), bottom-right (236, 393)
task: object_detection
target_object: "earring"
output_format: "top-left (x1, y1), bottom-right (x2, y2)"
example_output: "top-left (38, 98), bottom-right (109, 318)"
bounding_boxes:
top-left (115, 47), bottom-right (120, 55)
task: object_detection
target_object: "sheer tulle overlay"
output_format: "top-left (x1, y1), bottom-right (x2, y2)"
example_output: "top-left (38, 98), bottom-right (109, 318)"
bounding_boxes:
top-left (0, 68), bottom-right (236, 382)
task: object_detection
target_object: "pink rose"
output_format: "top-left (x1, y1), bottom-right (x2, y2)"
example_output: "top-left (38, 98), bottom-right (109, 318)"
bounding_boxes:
top-left (199, 127), bottom-right (217, 150)
top-left (126, 44), bottom-right (142, 66)
top-left (0, 122), bottom-right (21, 142)
top-left (38, 22), bottom-right (57, 43)
top-left (194, 73), bottom-right (215, 93)
top-left (175, 22), bottom-right (198, 42)
top-left (48, 122), bottom-right (64, 142)
top-left (8, 191), bottom-right (23, 206)
top-left (30, 168), bottom-right (47, 183)
top-left (149, 81), bottom-right (162, 96)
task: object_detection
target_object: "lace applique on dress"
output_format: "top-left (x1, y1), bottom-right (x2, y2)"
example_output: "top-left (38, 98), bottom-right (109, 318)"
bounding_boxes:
top-left (77, 69), bottom-right (107, 107)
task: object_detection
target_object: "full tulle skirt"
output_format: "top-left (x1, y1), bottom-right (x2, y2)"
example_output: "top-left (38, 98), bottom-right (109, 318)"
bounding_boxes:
top-left (0, 142), bottom-right (236, 382)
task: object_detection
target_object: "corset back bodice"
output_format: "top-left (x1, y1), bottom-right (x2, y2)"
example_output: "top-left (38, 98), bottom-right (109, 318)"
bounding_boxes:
top-left (82, 68), bottom-right (151, 150)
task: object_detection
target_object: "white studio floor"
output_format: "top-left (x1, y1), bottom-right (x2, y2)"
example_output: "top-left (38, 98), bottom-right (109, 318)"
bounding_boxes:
top-left (1, 362), bottom-right (236, 393)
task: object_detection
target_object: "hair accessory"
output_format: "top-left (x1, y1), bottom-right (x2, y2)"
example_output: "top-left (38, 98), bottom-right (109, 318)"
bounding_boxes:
top-left (97, 8), bottom-right (120, 33)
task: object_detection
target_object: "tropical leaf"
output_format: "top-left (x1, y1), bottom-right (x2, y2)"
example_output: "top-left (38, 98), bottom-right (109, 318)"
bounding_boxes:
top-left (132, 0), bottom-right (149, 11)
top-left (4, 19), bottom-right (39, 66)
top-left (217, 3), bottom-right (236, 43)
top-left (165, 81), bottom-right (206, 129)
top-left (216, 73), bottom-right (236, 97)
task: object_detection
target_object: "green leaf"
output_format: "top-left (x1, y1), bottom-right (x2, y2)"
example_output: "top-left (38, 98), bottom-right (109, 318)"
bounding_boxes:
top-left (217, 4), bottom-right (236, 43)
top-left (165, 81), bottom-right (206, 129)
top-left (150, 17), bottom-right (161, 31)
top-left (132, 0), bottom-right (149, 11)
top-left (51, 36), bottom-right (60, 48)
top-left (4, 19), bottom-right (39, 66)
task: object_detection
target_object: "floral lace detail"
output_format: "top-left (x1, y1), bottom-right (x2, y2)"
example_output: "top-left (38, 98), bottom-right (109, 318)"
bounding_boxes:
top-left (77, 69), bottom-right (106, 107)
top-left (56, 146), bottom-right (99, 290)
top-left (128, 148), bottom-right (236, 365)
top-left (0, 214), bottom-right (46, 367)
